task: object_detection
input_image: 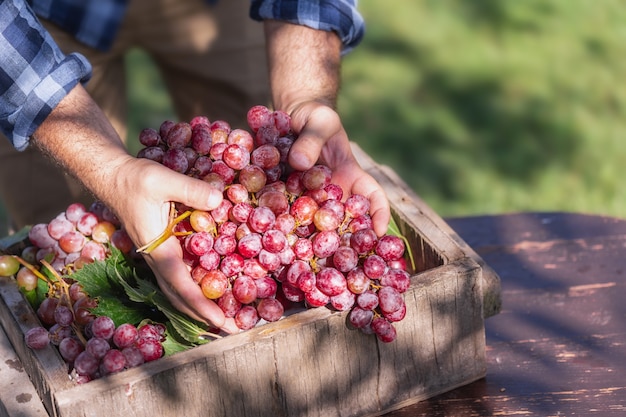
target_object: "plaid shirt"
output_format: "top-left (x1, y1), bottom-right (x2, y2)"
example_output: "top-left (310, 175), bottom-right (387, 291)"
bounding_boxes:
top-left (1, 0), bottom-right (364, 151)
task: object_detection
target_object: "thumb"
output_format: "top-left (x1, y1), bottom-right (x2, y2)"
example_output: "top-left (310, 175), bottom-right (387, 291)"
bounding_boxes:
top-left (287, 105), bottom-right (342, 171)
top-left (160, 168), bottom-right (224, 211)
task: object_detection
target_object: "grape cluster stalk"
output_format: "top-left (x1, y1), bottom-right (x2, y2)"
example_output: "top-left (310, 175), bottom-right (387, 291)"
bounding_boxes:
top-left (135, 105), bottom-right (411, 342)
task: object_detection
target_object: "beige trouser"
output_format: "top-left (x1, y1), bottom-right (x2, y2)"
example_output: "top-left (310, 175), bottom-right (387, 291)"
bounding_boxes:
top-left (0, 0), bottom-right (270, 230)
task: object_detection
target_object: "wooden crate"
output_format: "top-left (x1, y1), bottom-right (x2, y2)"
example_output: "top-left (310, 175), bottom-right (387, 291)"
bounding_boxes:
top-left (0, 143), bottom-right (500, 417)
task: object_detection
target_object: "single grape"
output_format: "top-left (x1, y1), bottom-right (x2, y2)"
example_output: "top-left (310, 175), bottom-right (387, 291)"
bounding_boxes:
top-left (344, 194), bottom-right (370, 218)
top-left (346, 267), bottom-right (371, 295)
top-left (258, 190), bottom-right (290, 216)
top-left (211, 160), bottom-right (236, 184)
top-left (272, 110), bottom-right (291, 135)
top-left (313, 206), bottom-right (342, 232)
top-left (191, 124), bottom-right (213, 155)
top-left (122, 346), bottom-right (145, 368)
top-left (210, 120), bottom-right (231, 143)
top-left (184, 231), bottom-right (214, 256)
top-left (363, 254), bottom-right (387, 279)
top-left (256, 298), bottom-right (284, 322)
top-left (86, 337), bottom-right (111, 359)
top-left (238, 164), bottom-right (267, 193)
top-left (380, 268), bottom-right (411, 293)
top-left (0, 255), bottom-right (20, 277)
top-left (316, 267), bottom-right (348, 297)
top-left (217, 289), bottom-right (242, 318)
top-left (213, 234), bottom-right (237, 256)
top-left (237, 233), bottom-right (263, 258)
top-left (254, 275), bottom-right (278, 298)
top-left (220, 253), bottom-right (244, 277)
top-left (312, 230), bottom-right (340, 259)
top-left (258, 249), bottom-right (281, 272)
top-left (301, 165), bottom-right (332, 191)
top-left (234, 305), bottom-right (260, 330)
top-left (29, 223), bottom-right (56, 248)
top-left (261, 229), bottom-right (288, 253)
top-left (47, 216), bottom-right (74, 240)
top-left (223, 143), bottom-right (250, 170)
top-left (227, 128), bottom-right (255, 152)
top-left (282, 281), bottom-right (305, 302)
top-left (59, 337), bottom-right (84, 362)
top-left (200, 270), bottom-right (229, 299)
top-left (58, 230), bottom-right (87, 254)
top-left (138, 127), bottom-right (161, 147)
top-left (137, 146), bottom-right (165, 162)
top-left (91, 316), bottom-right (116, 340)
top-left (165, 122), bottom-right (192, 148)
top-left (65, 202), bottom-right (87, 223)
top-left (350, 228), bottom-right (378, 255)
top-left (304, 286), bottom-right (330, 308)
top-left (232, 275), bottom-right (258, 304)
top-left (162, 148), bottom-right (189, 174)
top-left (332, 246), bottom-right (359, 273)
top-left (54, 305), bottom-right (75, 327)
top-left (74, 351), bottom-right (99, 376)
top-left (246, 105), bottom-right (272, 132)
top-left (159, 120), bottom-right (176, 138)
top-left (113, 323), bottom-right (138, 349)
top-left (349, 307), bottom-right (374, 329)
top-left (135, 338), bottom-right (164, 362)
top-left (100, 349), bottom-right (127, 375)
top-left (111, 229), bottom-right (134, 253)
top-left (15, 266), bottom-right (38, 291)
top-left (371, 318), bottom-right (397, 343)
top-left (24, 327), bottom-right (50, 349)
top-left (383, 302), bottom-right (407, 322)
top-left (377, 286), bottom-right (404, 314)
top-left (76, 212), bottom-right (99, 236)
top-left (248, 206), bottom-right (276, 233)
top-left (251, 144), bottom-right (281, 169)
top-left (37, 297), bottom-right (59, 326)
top-left (80, 240), bottom-right (107, 262)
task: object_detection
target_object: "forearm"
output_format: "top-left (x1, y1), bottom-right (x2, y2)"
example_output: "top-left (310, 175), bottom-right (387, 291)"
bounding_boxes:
top-left (30, 84), bottom-right (132, 213)
top-left (264, 20), bottom-right (342, 112)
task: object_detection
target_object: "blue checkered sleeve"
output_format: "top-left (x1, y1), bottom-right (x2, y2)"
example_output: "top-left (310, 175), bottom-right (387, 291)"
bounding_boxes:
top-left (0, 0), bottom-right (92, 151)
top-left (249, 0), bottom-right (365, 53)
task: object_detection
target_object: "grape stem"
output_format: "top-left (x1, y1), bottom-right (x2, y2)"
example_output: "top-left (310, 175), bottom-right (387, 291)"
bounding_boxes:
top-left (136, 205), bottom-right (192, 254)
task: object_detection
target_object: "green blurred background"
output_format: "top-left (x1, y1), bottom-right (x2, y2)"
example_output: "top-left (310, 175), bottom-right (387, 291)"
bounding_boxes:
top-left (2, 0), bottom-right (626, 235)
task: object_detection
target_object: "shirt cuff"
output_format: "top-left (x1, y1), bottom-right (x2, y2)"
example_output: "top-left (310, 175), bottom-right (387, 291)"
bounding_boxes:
top-left (8, 53), bottom-right (92, 151)
top-left (249, 0), bottom-right (365, 54)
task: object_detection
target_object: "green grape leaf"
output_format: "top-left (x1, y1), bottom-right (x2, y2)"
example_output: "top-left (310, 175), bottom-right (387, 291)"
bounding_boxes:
top-left (69, 248), bottom-right (157, 327)
top-left (113, 268), bottom-right (210, 346)
top-left (387, 215), bottom-right (416, 272)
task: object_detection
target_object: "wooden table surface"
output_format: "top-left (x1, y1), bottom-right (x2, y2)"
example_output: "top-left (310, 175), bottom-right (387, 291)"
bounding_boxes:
top-left (2, 211), bottom-right (626, 416)
top-left (387, 211), bottom-right (626, 416)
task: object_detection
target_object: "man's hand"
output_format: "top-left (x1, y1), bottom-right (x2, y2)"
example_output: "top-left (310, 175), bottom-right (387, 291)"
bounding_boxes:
top-left (287, 102), bottom-right (390, 236)
top-left (264, 21), bottom-right (391, 236)
top-left (32, 84), bottom-right (238, 333)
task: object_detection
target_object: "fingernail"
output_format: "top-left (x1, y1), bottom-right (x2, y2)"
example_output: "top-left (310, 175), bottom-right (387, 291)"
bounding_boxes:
top-left (290, 151), bottom-right (312, 170)
top-left (207, 189), bottom-right (223, 209)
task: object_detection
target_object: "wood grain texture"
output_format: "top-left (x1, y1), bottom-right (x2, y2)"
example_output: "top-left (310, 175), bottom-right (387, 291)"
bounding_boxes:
top-left (385, 212), bottom-right (626, 416)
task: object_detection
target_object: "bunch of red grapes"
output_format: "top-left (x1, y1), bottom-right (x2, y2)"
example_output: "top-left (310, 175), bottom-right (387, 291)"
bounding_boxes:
top-left (26, 200), bottom-right (135, 273)
top-left (135, 105), bottom-right (411, 342)
top-left (0, 201), bottom-right (165, 383)
top-left (25, 309), bottom-right (165, 384)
